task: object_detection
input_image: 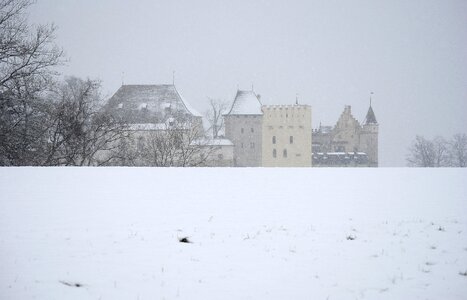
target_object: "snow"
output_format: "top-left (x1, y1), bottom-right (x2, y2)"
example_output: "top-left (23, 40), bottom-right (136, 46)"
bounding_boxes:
top-left (176, 91), bottom-right (202, 117)
top-left (0, 168), bottom-right (466, 300)
top-left (191, 138), bottom-right (234, 146)
top-left (227, 90), bottom-right (263, 115)
top-left (128, 123), bottom-right (167, 131)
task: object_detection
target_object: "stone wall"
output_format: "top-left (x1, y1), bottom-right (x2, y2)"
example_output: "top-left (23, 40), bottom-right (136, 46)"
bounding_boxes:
top-left (224, 115), bottom-right (263, 167)
top-left (262, 105), bottom-right (312, 167)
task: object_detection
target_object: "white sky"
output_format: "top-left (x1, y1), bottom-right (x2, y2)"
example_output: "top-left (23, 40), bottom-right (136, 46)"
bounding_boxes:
top-left (29, 0), bottom-right (467, 166)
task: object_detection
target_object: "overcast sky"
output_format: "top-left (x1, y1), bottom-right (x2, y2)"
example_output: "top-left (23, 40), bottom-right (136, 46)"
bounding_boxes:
top-left (29, 0), bottom-right (467, 166)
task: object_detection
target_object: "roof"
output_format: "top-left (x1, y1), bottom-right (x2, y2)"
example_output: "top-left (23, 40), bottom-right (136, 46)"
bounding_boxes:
top-left (225, 90), bottom-right (263, 115)
top-left (106, 84), bottom-right (202, 118)
top-left (364, 105), bottom-right (377, 124)
top-left (191, 138), bottom-right (234, 146)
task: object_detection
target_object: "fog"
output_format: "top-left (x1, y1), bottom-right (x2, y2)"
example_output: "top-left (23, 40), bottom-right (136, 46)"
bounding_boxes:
top-left (29, 0), bottom-right (467, 166)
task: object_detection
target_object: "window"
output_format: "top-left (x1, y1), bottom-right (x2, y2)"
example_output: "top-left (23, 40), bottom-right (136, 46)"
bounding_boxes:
top-left (251, 128), bottom-right (254, 133)
top-left (290, 136), bottom-right (293, 144)
top-left (241, 143), bottom-right (244, 148)
top-left (273, 149), bottom-right (277, 158)
top-left (272, 136), bottom-right (276, 144)
top-left (241, 128), bottom-right (244, 134)
top-left (250, 142), bottom-right (255, 148)
top-left (283, 149), bottom-right (288, 158)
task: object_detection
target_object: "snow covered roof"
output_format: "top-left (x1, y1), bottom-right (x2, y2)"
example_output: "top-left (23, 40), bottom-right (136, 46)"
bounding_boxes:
top-left (225, 90), bottom-right (263, 115)
top-left (128, 121), bottom-right (191, 131)
top-left (128, 123), bottom-right (168, 131)
top-left (190, 138), bottom-right (234, 146)
top-left (106, 84), bottom-right (202, 118)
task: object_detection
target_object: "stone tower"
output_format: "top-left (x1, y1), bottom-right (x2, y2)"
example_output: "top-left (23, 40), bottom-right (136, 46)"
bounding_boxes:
top-left (359, 104), bottom-right (379, 167)
top-left (262, 105), bottom-right (312, 167)
top-left (223, 90), bottom-right (263, 167)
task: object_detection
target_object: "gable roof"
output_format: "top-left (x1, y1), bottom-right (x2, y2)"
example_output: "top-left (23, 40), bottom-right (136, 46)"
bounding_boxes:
top-left (106, 84), bottom-right (201, 117)
top-left (364, 105), bottom-right (377, 124)
top-left (334, 105), bottom-right (361, 131)
top-left (225, 90), bottom-right (263, 115)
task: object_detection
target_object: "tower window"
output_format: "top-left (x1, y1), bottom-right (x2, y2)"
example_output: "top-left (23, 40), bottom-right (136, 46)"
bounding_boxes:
top-left (273, 149), bottom-right (277, 158)
top-left (272, 136), bottom-right (276, 144)
top-left (290, 136), bottom-right (293, 144)
top-left (251, 128), bottom-right (254, 133)
top-left (250, 142), bottom-right (255, 149)
top-left (241, 128), bottom-right (244, 134)
top-left (283, 149), bottom-right (288, 158)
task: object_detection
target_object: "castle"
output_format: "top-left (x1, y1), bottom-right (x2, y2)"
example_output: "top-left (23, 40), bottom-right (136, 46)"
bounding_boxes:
top-left (312, 105), bottom-right (378, 167)
top-left (223, 89), bottom-right (378, 167)
top-left (103, 85), bottom-right (378, 167)
top-left (223, 90), bottom-right (313, 167)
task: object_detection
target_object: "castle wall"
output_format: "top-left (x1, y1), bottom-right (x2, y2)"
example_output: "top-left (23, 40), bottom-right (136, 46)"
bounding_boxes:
top-left (360, 124), bottom-right (379, 167)
top-left (262, 105), bottom-right (312, 167)
top-left (224, 115), bottom-right (262, 167)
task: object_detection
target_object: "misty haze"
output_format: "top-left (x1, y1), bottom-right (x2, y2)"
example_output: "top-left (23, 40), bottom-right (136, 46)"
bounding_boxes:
top-left (0, 1), bottom-right (466, 299)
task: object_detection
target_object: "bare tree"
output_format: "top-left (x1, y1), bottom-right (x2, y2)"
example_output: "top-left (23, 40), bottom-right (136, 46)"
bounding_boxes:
top-left (205, 97), bottom-right (228, 138)
top-left (0, 0), bottom-right (64, 165)
top-left (134, 120), bottom-right (215, 167)
top-left (45, 77), bottom-right (126, 166)
top-left (407, 135), bottom-right (449, 167)
top-left (449, 133), bottom-right (467, 167)
top-left (432, 136), bottom-right (449, 167)
top-left (0, 0), bottom-right (63, 89)
top-left (407, 135), bottom-right (435, 167)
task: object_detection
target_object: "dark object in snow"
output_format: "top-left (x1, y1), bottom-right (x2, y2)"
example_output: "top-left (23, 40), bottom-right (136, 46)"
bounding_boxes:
top-left (346, 235), bottom-right (356, 240)
top-left (179, 237), bottom-right (191, 243)
top-left (459, 271), bottom-right (467, 277)
top-left (59, 280), bottom-right (83, 287)
top-left (438, 226), bottom-right (445, 232)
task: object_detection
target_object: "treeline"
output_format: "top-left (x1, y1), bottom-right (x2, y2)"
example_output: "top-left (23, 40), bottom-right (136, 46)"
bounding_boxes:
top-left (0, 0), bottom-right (126, 166)
top-left (407, 134), bottom-right (467, 167)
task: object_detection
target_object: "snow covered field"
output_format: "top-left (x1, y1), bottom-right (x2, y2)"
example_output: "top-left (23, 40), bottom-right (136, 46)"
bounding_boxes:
top-left (0, 168), bottom-right (466, 300)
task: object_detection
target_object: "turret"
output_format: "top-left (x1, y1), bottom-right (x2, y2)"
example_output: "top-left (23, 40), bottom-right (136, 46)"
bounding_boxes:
top-left (360, 101), bottom-right (379, 167)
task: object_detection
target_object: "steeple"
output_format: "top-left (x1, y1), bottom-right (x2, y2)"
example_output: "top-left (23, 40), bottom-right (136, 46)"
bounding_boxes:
top-left (364, 92), bottom-right (377, 124)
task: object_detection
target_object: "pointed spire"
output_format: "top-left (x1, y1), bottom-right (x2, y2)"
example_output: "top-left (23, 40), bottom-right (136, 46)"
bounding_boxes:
top-left (172, 70), bottom-right (175, 85)
top-left (295, 93), bottom-right (299, 105)
top-left (364, 92), bottom-right (377, 124)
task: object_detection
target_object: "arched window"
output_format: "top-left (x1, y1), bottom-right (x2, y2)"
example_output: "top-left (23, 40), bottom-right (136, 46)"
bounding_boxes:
top-left (273, 149), bottom-right (277, 158)
top-left (290, 136), bottom-right (293, 144)
top-left (283, 149), bottom-right (287, 158)
top-left (272, 136), bottom-right (276, 144)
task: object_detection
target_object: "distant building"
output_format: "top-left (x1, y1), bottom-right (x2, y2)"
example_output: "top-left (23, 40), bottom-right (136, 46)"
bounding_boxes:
top-left (105, 84), bottom-right (203, 127)
top-left (312, 104), bottom-right (378, 167)
top-left (102, 84), bottom-right (233, 167)
top-left (224, 90), bottom-right (312, 167)
top-left (223, 90), bottom-right (263, 167)
top-left (262, 105), bottom-right (312, 167)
